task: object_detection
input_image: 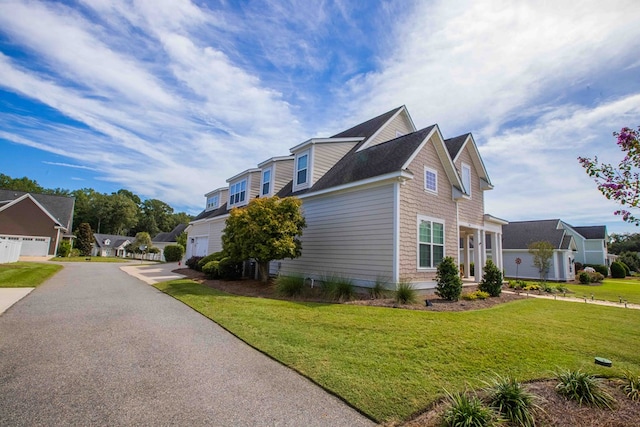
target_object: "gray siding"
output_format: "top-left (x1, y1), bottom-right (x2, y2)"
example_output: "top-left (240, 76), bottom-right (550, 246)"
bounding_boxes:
top-left (312, 142), bottom-right (358, 184)
top-left (273, 184), bottom-right (395, 286)
top-left (503, 250), bottom-right (572, 281)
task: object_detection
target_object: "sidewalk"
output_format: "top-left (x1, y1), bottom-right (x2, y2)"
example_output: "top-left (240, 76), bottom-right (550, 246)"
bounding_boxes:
top-left (120, 262), bottom-right (186, 285)
top-left (0, 288), bottom-right (34, 315)
top-left (504, 290), bottom-right (640, 310)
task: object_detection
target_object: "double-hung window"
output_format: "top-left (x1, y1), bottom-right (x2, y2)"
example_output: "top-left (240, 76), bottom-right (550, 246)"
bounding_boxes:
top-left (462, 163), bottom-right (471, 197)
top-left (418, 216), bottom-right (444, 269)
top-left (229, 180), bottom-right (246, 206)
top-left (262, 169), bottom-right (271, 196)
top-left (206, 194), bottom-right (218, 210)
top-left (296, 152), bottom-right (309, 186)
top-left (424, 167), bottom-right (437, 193)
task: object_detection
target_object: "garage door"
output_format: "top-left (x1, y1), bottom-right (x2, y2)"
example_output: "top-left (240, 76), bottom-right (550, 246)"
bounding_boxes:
top-left (193, 236), bottom-right (208, 257)
top-left (0, 236), bottom-right (50, 256)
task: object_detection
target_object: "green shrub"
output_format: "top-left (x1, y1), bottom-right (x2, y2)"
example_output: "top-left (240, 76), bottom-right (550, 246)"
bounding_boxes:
top-left (555, 369), bottom-right (616, 409)
top-left (186, 256), bottom-right (203, 270)
top-left (584, 264), bottom-right (609, 277)
top-left (478, 260), bottom-right (502, 297)
top-left (202, 260), bottom-right (220, 279)
top-left (370, 277), bottom-right (390, 299)
top-left (485, 374), bottom-right (538, 427)
top-left (610, 261), bottom-right (626, 279)
top-left (508, 280), bottom-right (526, 290)
top-left (461, 290), bottom-right (490, 301)
top-left (163, 244), bottom-right (184, 262)
top-left (394, 280), bottom-right (417, 305)
top-left (618, 251), bottom-right (640, 272)
top-left (555, 284), bottom-right (569, 293)
top-left (524, 284), bottom-right (541, 291)
top-left (275, 274), bottom-right (305, 297)
top-left (579, 272), bottom-right (590, 284)
top-left (70, 248), bottom-right (80, 257)
top-left (541, 282), bottom-right (556, 293)
top-left (441, 391), bottom-right (495, 427)
top-left (217, 257), bottom-right (243, 280)
top-left (621, 370), bottom-right (640, 402)
top-left (197, 251), bottom-right (225, 270)
top-left (619, 261), bottom-right (631, 276)
top-left (436, 256), bottom-right (463, 301)
top-left (57, 241), bottom-right (71, 257)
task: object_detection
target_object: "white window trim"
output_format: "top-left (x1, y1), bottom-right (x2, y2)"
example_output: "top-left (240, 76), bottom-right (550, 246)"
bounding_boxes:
top-left (229, 179), bottom-right (247, 207)
top-left (462, 162), bottom-right (472, 198)
top-left (294, 149), bottom-right (310, 190)
top-left (261, 167), bottom-right (272, 196)
top-left (424, 166), bottom-right (438, 194)
top-left (416, 215), bottom-right (445, 271)
top-left (206, 194), bottom-right (219, 211)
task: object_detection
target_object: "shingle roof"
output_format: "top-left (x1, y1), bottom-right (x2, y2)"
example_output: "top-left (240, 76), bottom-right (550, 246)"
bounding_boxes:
top-left (93, 233), bottom-right (134, 248)
top-left (444, 134), bottom-right (469, 160)
top-left (310, 126), bottom-right (436, 192)
top-left (331, 106), bottom-right (403, 140)
top-left (572, 225), bottom-right (607, 240)
top-left (191, 203), bottom-right (229, 221)
top-left (152, 223), bottom-right (188, 243)
top-left (502, 219), bottom-right (566, 249)
top-left (0, 189), bottom-right (75, 231)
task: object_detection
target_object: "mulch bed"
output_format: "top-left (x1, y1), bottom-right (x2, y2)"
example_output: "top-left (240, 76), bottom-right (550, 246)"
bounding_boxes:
top-left (173, 268), bottom-right (527, 310)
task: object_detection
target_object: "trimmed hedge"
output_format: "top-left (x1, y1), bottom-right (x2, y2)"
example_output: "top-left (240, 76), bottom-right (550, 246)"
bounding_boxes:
top-left (610, 261), bottom-right (626, 279)
top-left (163, 244), bottom-right (184, 262)
top-left (584, 264), bottom-right (609, 277)
top-left (197, 251), bottom-right (226, 271)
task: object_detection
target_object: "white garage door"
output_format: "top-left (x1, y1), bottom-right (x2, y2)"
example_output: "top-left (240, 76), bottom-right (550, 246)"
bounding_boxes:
top-left (0, 236), bottom-right (50, 256)
top-left (193, 236), bottom-right (208, 257)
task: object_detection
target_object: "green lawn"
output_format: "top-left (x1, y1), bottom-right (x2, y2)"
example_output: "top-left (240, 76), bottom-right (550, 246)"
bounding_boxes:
top-left (51, 256), bottom-right (131, 263)
top-left (0, 262), bottom-right (62, 287)
top-left (155, 279), bottom-right (640, 423)
top-left (562, 278), bottom-right (640, 304)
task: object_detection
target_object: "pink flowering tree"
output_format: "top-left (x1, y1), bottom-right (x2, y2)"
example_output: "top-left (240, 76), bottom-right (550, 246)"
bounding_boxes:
top-left (578, 126), bottom-right (640, 225)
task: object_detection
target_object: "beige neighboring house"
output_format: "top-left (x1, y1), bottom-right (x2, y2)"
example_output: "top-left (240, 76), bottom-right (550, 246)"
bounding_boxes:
top-left (187, 106), bottom-right (504, 289)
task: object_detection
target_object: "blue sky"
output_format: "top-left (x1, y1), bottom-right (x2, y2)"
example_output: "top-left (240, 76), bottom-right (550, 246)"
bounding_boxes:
top-left (1, 0), bottom-right (639, 235)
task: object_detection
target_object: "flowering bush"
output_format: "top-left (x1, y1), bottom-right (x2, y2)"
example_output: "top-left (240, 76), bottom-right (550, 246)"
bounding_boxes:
top-left (579, 126), bottom-right (640, 225)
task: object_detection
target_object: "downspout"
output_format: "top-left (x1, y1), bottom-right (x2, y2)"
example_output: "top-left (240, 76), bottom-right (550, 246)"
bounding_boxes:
top-left (392, 180), bottom-right (401, 286)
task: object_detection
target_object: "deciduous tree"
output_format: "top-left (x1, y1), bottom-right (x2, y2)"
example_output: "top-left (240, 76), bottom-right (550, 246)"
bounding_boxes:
top-left (527, 241), bottom-right (554, 281)
top-left (579, 126), bottom-right (640, 225)
top-left (222, 197), bottom-right (306, 282)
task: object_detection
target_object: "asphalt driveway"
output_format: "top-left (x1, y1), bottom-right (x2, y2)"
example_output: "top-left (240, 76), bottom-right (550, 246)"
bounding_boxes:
top-left (0, 262), bottom-right (373, 426)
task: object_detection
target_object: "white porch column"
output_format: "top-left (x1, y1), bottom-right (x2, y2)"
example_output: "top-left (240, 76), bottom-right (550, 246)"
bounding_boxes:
top-left (496, 233), bottom-right (503, 272)
top-left (490, 232), bottom-right (500, 270)
top-left (464, 234), bottom-right (471, 279)
top-left (473, 229), bottom-right (483, 283)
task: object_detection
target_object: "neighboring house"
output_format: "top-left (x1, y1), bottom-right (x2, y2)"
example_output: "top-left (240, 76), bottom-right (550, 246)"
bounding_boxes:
top-left (502, 219), bottom-right (609, 281)
top-left (152, 223), bottom-right (188, 261)
top-left (187, 106), bottom-right (504, 289)
top-left (92, 233), bottom-right (133, 258)
top-left (0, 189), bottom-right (75, 257)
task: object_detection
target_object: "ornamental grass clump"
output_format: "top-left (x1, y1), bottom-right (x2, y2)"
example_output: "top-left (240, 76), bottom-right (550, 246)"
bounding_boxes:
top-left (555, 369), bottom-right (616, 409)
top-left (621, 369), bottom-right (640, 401)
top-left (436, 256), bottom-right (463, 301)
top-left (485, 374), bottom-right (539, 427)
top-left (394, 279), bottom-right (418, 304)
top-left (274, 274), bottom-right (305, 297)
top-left (441, 390), bottom-right (495, 427)
top-left (321, 275), bottom-right (355, 301)
top-left (370, 277), bottom-right (390, 299)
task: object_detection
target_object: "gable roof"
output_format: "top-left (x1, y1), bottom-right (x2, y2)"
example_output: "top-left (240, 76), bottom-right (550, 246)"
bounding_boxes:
top-left (191, 202), bottom-right (230, 222)
top-left (502, 219), bottom-right (569, 250)
top-left (93, 233), bottom-right (134, 249)
top-left (0, 189), bottom-right (75, 231)
top-left (152, 223), bottom-right (188, 243)
top-left (444, 134), bottom-right (470, 160)
top-left (571, 225), bottom-right (607, 240)
top-left (332, 106), bottom-right (405, 141)
top-left (310, 126), bottom-right (436, 192)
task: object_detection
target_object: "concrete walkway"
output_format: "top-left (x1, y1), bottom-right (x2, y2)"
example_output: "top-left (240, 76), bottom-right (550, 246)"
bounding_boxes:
top-left (120, 261), bottom-right (186, 285)
top-left (0, 262), bottom-right (373, 426)
top-left (504, 290), bottom-right (640, 310)
top-left (0, 287), bottom-right (34, 315)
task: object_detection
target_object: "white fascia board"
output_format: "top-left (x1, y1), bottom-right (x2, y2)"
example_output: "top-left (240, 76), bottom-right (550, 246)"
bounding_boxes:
top-left (226, 168), bottom-right (261, 183)
top-left (299, 170), bottom-right (413, 199)
top-left (257, 155), bottom-right (294, 168)
top-left (455, 134), bottom-right (492, 186)
top-left (483, 214), bottom-right (509, 225)
top-left (289, 137), bottom-right (364, 153)
top-left (204, 187), bottom-right (227, 197)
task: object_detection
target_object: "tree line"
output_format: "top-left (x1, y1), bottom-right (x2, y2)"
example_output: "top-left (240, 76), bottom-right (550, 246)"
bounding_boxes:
top-left (1, 173), bottom-right (192, 237)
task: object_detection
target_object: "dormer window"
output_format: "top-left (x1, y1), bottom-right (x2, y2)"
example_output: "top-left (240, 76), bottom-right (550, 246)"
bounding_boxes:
top-left (262, 168), bottom-right (271, 196)
top-left (103, 239), bottom-right (111, 246)
top-left (206, 194), bottom-right (219, 210)
top-left (229, 180), bottom-right (247, 206)
top-left (296, 151), bottom-right (309, 186)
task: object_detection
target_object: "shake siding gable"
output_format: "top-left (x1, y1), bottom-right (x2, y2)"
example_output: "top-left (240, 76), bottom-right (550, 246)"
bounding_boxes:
top-left (312, 142), bottom-right (358, 184)
top-left (274, 184), bottom-right (395, 285)
top-left (455, 146), bottom-right (484, 226)
top-left (399, 137), bottom-right (458, 285)
top-left (367, 112), bottom-right (415, 148)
